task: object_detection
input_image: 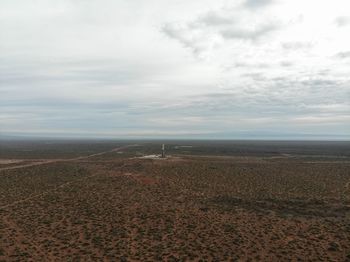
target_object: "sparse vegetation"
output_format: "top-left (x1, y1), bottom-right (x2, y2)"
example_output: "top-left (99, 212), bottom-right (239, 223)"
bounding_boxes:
top-left (0, 140), bottom-right (349, 260)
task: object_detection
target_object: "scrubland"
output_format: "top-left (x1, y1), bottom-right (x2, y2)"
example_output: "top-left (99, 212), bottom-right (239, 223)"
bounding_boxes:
top-left (0, 141), bottom-right (349, 261)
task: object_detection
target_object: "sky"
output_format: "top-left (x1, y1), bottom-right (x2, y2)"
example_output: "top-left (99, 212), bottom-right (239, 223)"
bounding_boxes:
top-left (0, 0), bottom-right (349, 140)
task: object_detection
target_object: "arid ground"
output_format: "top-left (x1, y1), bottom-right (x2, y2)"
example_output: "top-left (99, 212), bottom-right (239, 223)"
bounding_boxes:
top-left (0, 140), bottom-right (349, 261)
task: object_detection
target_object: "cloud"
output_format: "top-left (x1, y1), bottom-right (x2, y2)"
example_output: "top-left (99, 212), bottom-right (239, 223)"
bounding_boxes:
top-left (198, 10), bottom-right (237, 26)
top-left (162, 4), bottom-right (282, 58)
top-left (161, 23), bottom-right (212, 57)
top-left (280, 61), bottom-right (293, 67)
top-left (334, 51), bottom-right (350, 59)
top-left (220, 22), bottom-right (279, 40)
top-left (293, 115), bottom-right (350, 125)
top-left (335, 16), bottom-right (350, 27)
top-left (281, 41), bottom-right (313, 50)
top-left (1, 0), bottom-right (350, 139)
top-left (243, 0), bottom-right (274, 10)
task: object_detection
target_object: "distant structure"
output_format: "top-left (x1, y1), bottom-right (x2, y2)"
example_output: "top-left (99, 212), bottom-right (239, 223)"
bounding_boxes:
top-left (161, 144), bottom-right (165, 158)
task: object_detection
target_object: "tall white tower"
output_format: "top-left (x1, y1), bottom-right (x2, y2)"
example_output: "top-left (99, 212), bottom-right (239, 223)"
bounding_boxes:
top-left (161, 144), bottom-right (165, 158)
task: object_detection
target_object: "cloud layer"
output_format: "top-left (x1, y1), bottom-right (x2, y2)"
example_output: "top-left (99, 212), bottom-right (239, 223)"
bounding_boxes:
top-left (0, 0), bottom-right (349, 139)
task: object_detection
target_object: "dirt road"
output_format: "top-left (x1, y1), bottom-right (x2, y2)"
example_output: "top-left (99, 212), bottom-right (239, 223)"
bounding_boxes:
top-left (0, 144), bottom-right (137, 172)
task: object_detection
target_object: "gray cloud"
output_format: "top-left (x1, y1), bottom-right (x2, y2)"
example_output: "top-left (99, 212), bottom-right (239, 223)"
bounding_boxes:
top-left (282, 41), bottom-right (313, 50)
top-left (220, 22), bottom-right (279, 40)
top-left (335, 16), bottom-right (350, 27)
top-left (334, 51), bottom-right (350, 59)
top-left (243, 0), bottom-right (274, 9)
top-left (280, 61), bottom-right (293, 67)
top-left (161, 24), bottom-right (203, 55)
top-left (198, 11), bottom-right (236, 26)
top-left (162, 5), bottom-right (281, 57)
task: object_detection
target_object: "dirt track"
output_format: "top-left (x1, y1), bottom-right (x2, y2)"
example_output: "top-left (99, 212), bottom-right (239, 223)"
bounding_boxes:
top-left (0, 145), bottom-right (136, 172)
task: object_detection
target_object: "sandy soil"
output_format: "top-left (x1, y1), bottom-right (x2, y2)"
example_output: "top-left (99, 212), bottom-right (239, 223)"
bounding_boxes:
top-left (0, 160), bottom-right (24, 165)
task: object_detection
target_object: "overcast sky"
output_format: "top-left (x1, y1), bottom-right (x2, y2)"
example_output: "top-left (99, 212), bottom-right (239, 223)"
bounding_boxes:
top-left (1, 0), bottom-right (349, 139)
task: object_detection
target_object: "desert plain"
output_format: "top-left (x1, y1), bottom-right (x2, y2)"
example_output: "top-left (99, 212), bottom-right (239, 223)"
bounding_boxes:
top-left (0, 140), bottom-right (349, 261)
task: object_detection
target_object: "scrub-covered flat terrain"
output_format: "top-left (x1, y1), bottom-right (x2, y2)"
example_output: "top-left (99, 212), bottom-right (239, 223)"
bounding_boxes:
top-left (0, 140), bottom-right (349, 261)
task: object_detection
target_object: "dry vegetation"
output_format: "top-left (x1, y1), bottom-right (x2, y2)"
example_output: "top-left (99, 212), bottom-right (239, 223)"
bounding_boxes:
top-left (0, 140), bottom-right (349, 261)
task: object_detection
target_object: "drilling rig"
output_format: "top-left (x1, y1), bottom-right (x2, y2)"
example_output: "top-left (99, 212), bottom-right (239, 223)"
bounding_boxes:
top-left (161, 144), bottom-right (165, 158)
